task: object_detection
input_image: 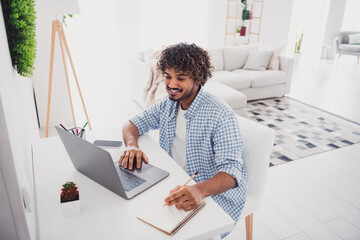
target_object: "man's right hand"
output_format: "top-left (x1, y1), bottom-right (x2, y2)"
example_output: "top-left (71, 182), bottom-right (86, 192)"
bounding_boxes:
top-left (119, 145), bottom-right (149, 170)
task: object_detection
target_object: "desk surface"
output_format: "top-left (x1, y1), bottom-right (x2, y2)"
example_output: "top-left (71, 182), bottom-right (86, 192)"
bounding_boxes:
top-left (33, 134), bottom-right (234, 240)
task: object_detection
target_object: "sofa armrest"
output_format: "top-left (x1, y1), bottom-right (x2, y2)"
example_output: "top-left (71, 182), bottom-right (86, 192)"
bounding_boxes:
top-left (128, 58), bottom-right (150, 108)
top-left (333, 38), bottom-right (340, 53)
top-left (279, 56), bottom-right (294, 95)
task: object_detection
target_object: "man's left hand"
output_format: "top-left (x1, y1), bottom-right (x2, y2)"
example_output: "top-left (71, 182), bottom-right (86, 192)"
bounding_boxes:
top-left (164, 184), bottom-right (204, 211)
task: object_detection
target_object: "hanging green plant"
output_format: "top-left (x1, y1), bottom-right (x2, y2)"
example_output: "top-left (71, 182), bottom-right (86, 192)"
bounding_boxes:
top-left (1, 0), bottom-right (37, 77)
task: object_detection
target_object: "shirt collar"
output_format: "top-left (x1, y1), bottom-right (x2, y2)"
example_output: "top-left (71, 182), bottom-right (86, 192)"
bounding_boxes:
top-left (169, 87), bottom-right (205, 120)
top-left (184, 87), bottom-right (205, 120)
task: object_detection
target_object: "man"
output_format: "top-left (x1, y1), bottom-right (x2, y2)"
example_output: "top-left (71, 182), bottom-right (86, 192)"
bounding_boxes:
top-left (120, 43), bottom-right (247, 226)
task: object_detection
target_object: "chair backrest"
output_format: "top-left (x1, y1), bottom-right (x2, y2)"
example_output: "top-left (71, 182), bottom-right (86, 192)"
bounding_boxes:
top-left (237, 115), bottom-right (275, 200)
top-left (336, 31), bottom-right (360, 44)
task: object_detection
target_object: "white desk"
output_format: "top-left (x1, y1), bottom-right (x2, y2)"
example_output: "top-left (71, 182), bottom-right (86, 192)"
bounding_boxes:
top-left (33, 134), bottom-right (234, 240)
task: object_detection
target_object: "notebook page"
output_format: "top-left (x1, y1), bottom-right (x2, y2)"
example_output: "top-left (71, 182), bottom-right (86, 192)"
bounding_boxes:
top-left (137, 201), bottom-right (192, 233)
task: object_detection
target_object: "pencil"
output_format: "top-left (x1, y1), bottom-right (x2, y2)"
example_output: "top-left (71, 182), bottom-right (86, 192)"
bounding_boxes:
top-left (163, 170), bottom-right (199, 207)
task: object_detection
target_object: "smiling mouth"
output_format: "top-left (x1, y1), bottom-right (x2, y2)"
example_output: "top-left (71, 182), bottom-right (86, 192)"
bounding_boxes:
top-left (168, 88), bottom-right (182, 95)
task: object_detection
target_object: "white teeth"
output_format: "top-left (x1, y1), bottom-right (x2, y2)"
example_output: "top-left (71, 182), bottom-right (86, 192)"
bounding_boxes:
top-left (170, 89), bottom-right (179, 93)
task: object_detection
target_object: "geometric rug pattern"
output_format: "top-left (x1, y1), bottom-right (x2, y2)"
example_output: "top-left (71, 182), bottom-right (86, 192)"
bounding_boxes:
top-left (242, 97), bottom-right (360, 166)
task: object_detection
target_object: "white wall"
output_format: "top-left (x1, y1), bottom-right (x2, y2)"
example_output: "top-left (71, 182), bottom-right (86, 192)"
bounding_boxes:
top-left (32, 0), bottom-right (229, 131)
top-left (321, 0), bottom-right (346, 59)
top-left (341, 0), bottom-right (360, 31)
top-left (260, 0), bottom-right (294, 52)
top-left (286, 0), bottom-right (331, 59)
top-left (0, 5), bottom-right (39, 240)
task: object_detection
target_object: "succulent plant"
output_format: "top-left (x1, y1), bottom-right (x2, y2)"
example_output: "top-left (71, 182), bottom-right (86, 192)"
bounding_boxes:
top-left (61, 182), bottom-right (79, 203)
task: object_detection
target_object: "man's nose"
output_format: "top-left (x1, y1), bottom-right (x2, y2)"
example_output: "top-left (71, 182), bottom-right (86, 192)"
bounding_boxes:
top-left (168, 79), bottom-right (179, 89)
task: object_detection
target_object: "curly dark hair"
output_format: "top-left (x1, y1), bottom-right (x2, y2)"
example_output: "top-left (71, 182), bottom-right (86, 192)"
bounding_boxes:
top-left (157, 43), bottom-right (214, 86)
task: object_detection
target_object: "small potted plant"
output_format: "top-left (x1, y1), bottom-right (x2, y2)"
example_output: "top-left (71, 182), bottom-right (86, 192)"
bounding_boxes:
top-left (294, 33), bottom-right (304, 63)
top-left (60, 181), bottom-right (80, 217)
top-left (241, 0), bottom-right (251, 21)
top-left (240, 22), bottom-right (247, 36)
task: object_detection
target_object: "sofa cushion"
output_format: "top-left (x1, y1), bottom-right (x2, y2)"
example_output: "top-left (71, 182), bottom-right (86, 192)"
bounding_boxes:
top-left (222, 45), bottom-right (256, 71)
top-left (204, 82), bottom-right (247, 110)
top-left (349, 34), bottom-right (360, 45)
top-left (339, 44), bottom-right (360, 52)
top-left (207, 47), bottom-right (224, 71)
top-left (243, 50), bottom-right (273, 71)
top-left (258, 45), bottom-right (283, 70)
top-left (210, 71), bottom-right (252, 90)
top-left (232, 69), bottom-right (287, 87)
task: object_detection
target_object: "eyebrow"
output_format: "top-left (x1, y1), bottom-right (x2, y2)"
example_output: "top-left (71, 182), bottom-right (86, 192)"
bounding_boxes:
top-left (164, 71), bottom-right (187, 77)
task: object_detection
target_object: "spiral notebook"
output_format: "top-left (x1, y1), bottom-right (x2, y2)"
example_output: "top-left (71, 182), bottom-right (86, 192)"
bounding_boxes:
top-left (137, 201), bottom-right (206, 236)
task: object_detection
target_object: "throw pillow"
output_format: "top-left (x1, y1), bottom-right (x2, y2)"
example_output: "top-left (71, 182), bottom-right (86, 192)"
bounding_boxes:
top-left (349, 34), bottom-right (360, 45)
top-left (243, 49), bottom-right (273, 71)
top-left (207, 47), bottom-right (224, 71)
top-left (258, 45), bottom-right (283, 70)
top-left (223, 45), bottom-right (257, 71)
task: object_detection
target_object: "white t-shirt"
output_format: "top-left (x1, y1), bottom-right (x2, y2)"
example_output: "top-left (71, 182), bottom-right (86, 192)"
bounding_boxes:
top-left (170, 105), bottom-right (187, 170)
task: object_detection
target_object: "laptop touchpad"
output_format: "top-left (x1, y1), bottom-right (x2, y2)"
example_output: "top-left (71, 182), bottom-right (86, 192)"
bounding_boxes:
top-left (132, 162), bottom-right (152, 173)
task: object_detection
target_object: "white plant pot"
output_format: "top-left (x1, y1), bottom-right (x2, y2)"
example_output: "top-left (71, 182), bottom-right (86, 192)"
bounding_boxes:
top-left (61, 199), bottom-right (80, 218)
top-left (294, 53), bottom-right (301, 64)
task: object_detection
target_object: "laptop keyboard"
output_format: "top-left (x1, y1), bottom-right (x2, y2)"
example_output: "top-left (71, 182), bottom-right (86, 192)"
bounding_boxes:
top-left (114, 163), bottom-right (146, 192)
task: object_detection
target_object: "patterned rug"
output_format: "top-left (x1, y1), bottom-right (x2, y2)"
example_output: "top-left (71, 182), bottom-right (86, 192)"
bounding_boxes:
top-left (241, 97), bottom-right (360, 166)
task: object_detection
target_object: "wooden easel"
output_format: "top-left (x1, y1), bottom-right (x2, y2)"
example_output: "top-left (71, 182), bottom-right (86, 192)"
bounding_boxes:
top-left (45, 20), bottom-right (92, 137)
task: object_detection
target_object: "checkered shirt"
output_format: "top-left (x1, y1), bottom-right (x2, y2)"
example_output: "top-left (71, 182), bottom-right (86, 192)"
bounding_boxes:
top-left (130, 87), bottom-right (248, 223)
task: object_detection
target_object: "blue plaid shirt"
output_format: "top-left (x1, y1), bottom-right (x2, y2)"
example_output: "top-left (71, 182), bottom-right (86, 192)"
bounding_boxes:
top-left (130, 87), bottom-right (248, 223)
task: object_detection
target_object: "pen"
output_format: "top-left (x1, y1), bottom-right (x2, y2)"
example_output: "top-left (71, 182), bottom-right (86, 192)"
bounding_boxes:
top-left (60, 124), bottom-right (68, 131)
top-left (60, 124), bottom-right (75, 135)
top-left (78, 122), bottom-right (88, 136)
top-left (163, 170), bottom-right (199, 207)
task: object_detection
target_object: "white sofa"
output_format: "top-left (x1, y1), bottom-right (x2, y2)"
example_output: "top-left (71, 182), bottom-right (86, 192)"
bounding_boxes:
top-left (130, 44), bottom-right (294, 111)
top-left (207, 45), bottom-right (294, 101)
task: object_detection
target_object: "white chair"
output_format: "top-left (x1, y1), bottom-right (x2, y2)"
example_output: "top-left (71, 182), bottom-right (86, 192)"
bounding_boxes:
top-left (334, 31), bottom-right (360, 63)
top-left (236, 115), bottom-right (275, 240)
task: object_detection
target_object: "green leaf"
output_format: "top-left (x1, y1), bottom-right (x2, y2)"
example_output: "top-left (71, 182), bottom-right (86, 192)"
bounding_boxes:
top-left (1, 0), bottom-right (37, 77)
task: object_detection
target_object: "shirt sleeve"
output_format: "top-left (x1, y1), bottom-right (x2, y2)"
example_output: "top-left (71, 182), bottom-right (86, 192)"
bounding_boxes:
top-left (213, 111), bottom-right (245, 188)
top-left (129, 101), bottom-right (162, 136)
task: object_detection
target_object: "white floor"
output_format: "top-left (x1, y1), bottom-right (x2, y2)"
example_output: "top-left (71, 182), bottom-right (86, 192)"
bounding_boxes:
top-left (227, 143), bottom-right (360, 240)
top-left (226, 56), bottom-right (360, 240)
top-left (289, 56), bottom-right (360, 124)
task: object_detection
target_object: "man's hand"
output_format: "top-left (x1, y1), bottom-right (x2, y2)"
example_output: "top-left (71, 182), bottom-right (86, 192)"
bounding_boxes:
top-left (164, 184), bottom-right (204, 211)
top-left (119, 145), bottom-right (149, 170)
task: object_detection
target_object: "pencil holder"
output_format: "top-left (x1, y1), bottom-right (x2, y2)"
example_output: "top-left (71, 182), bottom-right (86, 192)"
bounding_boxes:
top-left (68, 127), bottom-right (86, 139)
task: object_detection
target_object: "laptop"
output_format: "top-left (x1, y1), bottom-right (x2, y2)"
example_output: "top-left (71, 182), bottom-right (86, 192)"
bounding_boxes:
top-left (55, 126), bottom-right (169, 200)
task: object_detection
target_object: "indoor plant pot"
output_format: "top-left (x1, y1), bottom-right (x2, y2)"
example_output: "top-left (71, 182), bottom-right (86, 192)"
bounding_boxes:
top-left (60, 181), bottom-right (80, 217)
top-left (240, 26), bottom-right (247, 36)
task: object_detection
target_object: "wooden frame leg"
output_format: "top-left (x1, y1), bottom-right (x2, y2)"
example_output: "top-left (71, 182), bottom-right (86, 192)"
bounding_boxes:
top-left (357, 56), bottom-right (359, 64)
top-left (45, 21), bottom-right (57, 138)
top-left (245, 214), bottom-right (253, 240)
top-left (60, 26), bottom-right (92, 130)
top-left (45, 19), bottom-right (92, 137)
top-left (57, 21), bottom-right (77, 128)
